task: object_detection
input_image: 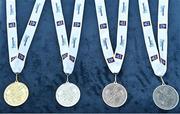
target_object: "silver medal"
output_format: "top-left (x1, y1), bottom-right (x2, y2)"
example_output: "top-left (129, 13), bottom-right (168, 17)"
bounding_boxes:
top-left (153, 84), bottom-right (179, 110)
top-left (56, 82), bottom-right (80, 107)
top-left (102, 83), bottom-right (127, 107)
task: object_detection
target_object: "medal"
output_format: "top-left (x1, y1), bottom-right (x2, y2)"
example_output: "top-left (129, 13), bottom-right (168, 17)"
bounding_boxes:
top-left (5, 0), bottom-right (45, 106)
top-left (95, 0), bottom-right (129, 107)
top-left (138, 0), bottom-right (179, 110)
top-left (153, 79), bottom-right (179, 110)
top-left (4, 74), bottom-right (29, 107)
top-left (51, 0), bottom-right (85, 107)
top-left (56, 82), bottom-right (80, 107)
top-left (102, 76), bottom-right (127, 107)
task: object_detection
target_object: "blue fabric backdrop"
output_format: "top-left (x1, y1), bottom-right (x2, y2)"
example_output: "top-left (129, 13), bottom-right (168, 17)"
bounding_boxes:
top-left (0, 0), bottom-right (180, 113)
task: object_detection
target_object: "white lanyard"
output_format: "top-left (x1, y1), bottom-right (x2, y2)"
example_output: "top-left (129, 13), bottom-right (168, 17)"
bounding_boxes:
top-left (51, 0), bottom-right (85, 75)
top-left (6, 0), bottom-right (45, 74)
top-left (138, 0), bottom-right (169, 77)
top-left (95, 0), bottom-right (129, 74)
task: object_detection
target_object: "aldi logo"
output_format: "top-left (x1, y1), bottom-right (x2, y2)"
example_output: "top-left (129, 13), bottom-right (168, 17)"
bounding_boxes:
top-left (107, 57), bottom-right (115, 63)
top-left (119, 21), bottom-right (126, 26)
top-left (159, 24), bottom-right (166, 29)
top-left (11, 56), bottom-right (17, 62)
top-left (18, 53), bottom-right (25, 61)
top-left (143, 21), bottom-right (151, 27)
top-left (160, 58), bottom-right (166, 65)
top-left (100, 23), bottom-right (107, 29)
top-left (151, 55), bottom-right (158, 62)
top-left (73, 22), bottom-right (81, 27)
top-left (115, 53), bottom-right (123, 59)
top-left (62, 53), bottom-right (68, 60)
top-left (69, 55), bottom-right (75, 62)
top-left (9, 22), bottom-right (16, 28)
top-left (57, 20), bottom-right (64, 26)
top-left (29, 21), bottom-right (37, 26)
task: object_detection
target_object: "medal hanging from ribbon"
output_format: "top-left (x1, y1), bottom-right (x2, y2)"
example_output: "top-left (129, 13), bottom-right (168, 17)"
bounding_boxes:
top-left (4, 0), bottom-right (45, 107)
top-left (95, 0), bottom-right (129, 107)
top-left (138, 0), bottom-right (179, 110)
top-left (51, 0), bottom-right (85, 107)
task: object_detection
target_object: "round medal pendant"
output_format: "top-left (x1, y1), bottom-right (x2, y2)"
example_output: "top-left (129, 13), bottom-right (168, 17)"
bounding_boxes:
top-left (102, 83), bottom-right (127, 107)
top-left (56, 82), bottom-right (80, 107)
top-left (153, 84), bottom-right (179, 110)
top-left (4, 81), bottom-right (29, 107)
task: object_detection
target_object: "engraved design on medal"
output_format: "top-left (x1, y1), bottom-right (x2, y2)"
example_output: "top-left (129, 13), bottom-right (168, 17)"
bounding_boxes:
top-left (153, 85), bottom-right (179, 110)
top-left (4, 82), bottom-right (29, 107)
top-left (102, 83), bottom-right (127, 107)
top-left (56, 82), bottom-right (80, 107)
top-left (9, 22), bottom-right (16, 28)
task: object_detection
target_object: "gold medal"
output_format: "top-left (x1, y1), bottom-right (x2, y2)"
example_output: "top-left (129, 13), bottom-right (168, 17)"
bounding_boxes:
top-left (4, 75), bottom-right (29, 107)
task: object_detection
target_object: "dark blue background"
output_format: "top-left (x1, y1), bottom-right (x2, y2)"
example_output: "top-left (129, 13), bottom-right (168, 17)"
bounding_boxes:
top-left (0, 0), bottom-right (180, 113)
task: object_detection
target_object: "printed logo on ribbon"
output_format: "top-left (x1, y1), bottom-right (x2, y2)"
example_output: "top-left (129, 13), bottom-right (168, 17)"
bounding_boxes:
top-left (160, 58), bottom-right (166, 65)
top-left (119, 21), bottom-right (126, 26)
top-left (107, 57), bottom-right (115, 63)
top-left (103, 38), bottom-right (108, 49)
top-left (159, 24), bottom-right (166, 29)
top-left (9, 22), bottom-right (16, 28)
top-left (73, 22), bottom-right (81, 27)
top-left (151, 55), bottom-right (158, 62)
top-left (100, 23), bottom-right (107, 29)
top-left (98, 6), bottom-right (103, 16)
top-left (29, 21), bottom-right (37, 26)
top-left (142, 3), bottom-right (147, 13)
top-left (18, 53), bottom-right (25, 61)
top-left (115, 53), bottom-right (123, 60)
top-left (143, 21), bottom-right (151, 27)
top-left (69, 55), bottom-right (75, 62)
top-left (62, 53), bottom-right (68, 60)
top-left (161, 5), bottom-right (165, 16)
top-left (10, 5), bottom-right (14, 15)
top-left (35, 3), bottom-right (41, 13)
top-left (122, 2), bottom-right (126, 13)
top-left (11, 56), bottom-right (17, 62)
top-left (11, 37), bottom-right (16, 48)
top-left (57, 20), bottom-right (64, 26)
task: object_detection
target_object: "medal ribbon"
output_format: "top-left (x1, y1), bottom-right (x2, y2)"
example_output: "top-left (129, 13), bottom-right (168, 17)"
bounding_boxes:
top-left (138, 0), bottom-right (169, 77)
top-left (6, 0), bottom-right (45, 73)
top-left (95, 0), bottom-right (129, 74)
top-left (51, 0), bottom-right (85, 75)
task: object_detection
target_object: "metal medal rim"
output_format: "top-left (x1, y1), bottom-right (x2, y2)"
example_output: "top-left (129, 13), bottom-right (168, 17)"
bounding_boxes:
top-left (153, 84), bottom-right (179, 110)
top-left (55, 82), bottom-right (81, 107)
top-left (102, 83), bottom-right (128, 108)
top-left (4, 81), bottom-right (29, 107)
